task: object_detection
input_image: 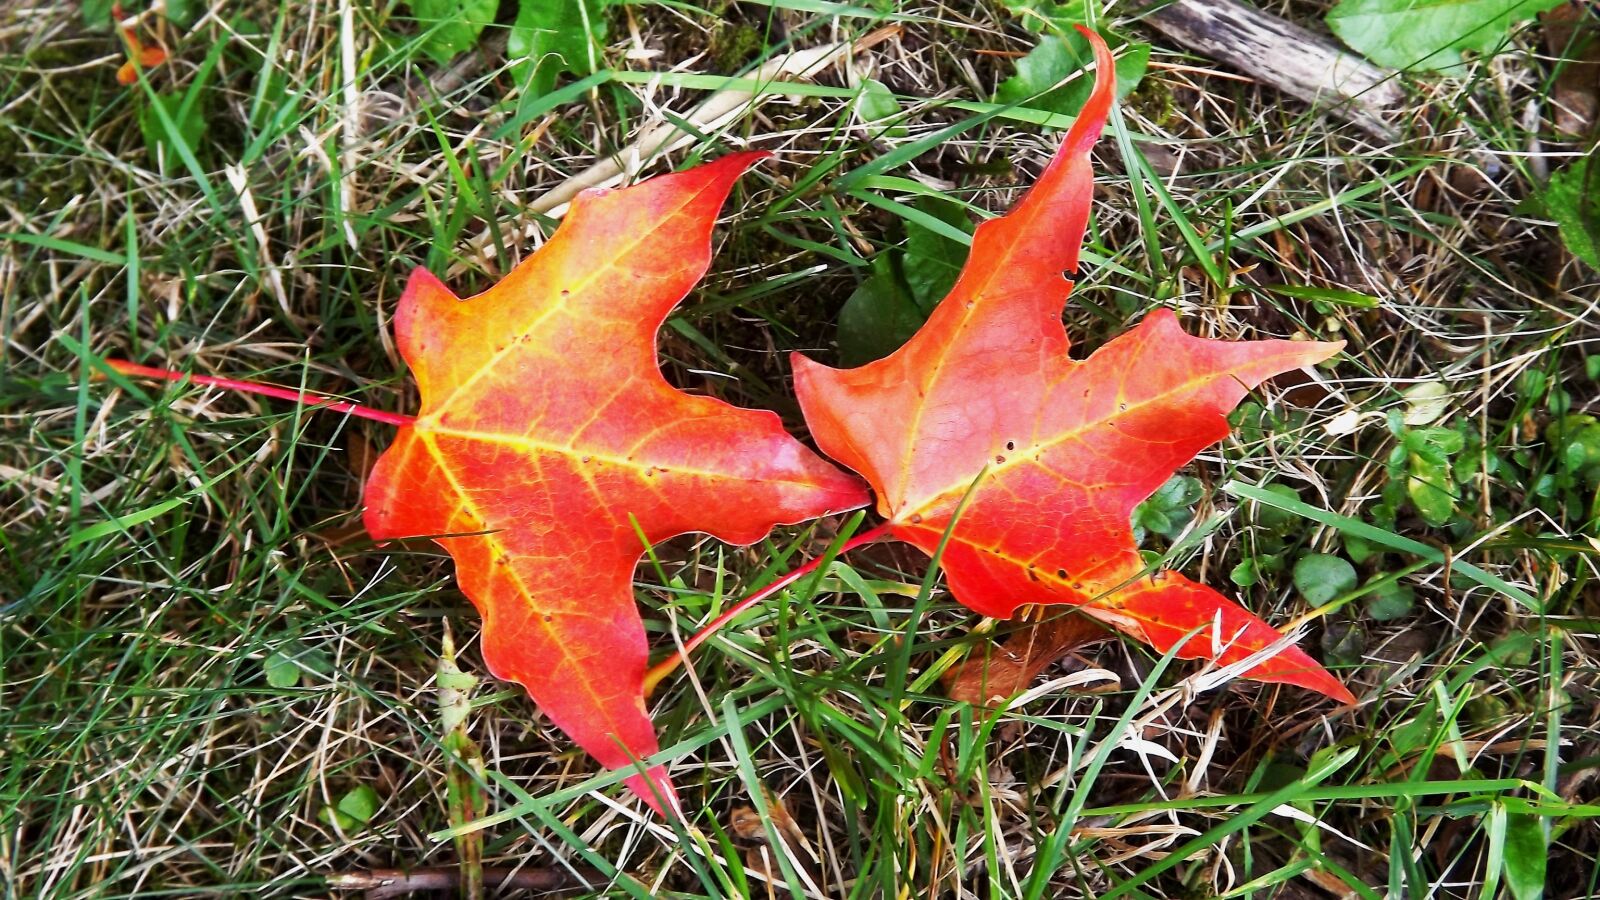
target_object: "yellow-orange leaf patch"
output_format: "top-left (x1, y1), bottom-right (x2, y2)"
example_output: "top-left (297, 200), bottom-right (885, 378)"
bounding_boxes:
top-left (364, 153), bottom-right (869, 812)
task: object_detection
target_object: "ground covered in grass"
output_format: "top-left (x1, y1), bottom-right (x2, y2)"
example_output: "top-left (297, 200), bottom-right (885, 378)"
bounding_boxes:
top-left (2, 1), bottom-right (1597, 897)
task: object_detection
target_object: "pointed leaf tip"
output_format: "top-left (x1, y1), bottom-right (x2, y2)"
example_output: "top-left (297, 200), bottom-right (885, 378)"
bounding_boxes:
top-left (1062, 25), bottom-right (1116, 156)
top-left (1100, 574), bottom-right (1355, 703)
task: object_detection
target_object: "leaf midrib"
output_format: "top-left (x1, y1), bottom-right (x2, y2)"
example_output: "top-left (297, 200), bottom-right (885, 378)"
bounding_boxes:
top-left (417, 429), bottom-right (626, 741)
top-left (422, 423), bottom-right (840, 490)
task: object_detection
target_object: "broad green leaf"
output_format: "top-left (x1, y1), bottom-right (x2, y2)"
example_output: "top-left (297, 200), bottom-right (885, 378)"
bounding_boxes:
top-left (1132, 474), bottom-right (1203, 542)
top-left (82, 0), bottom-right (114, 29)
top-left (1548, 415), bottom-right (1600, 486)
top-left (341, 785), bottom-right (381, 824)
top-left (835, 198), bottom-right (975, 365)
top-left (139, 93), bottom-right (206, 163)
top-left (1151, 474), bottom-right (1203, 508)
top-left (1344, 534), bottom-right (1376, 564)
top-left (1248, 483), bottom-right (1302, 532)
top-left (509, 0), bottom-right (607, 98)
top-left (1326, 0), bottom-right (1563, 70)
top-left (1230, 559), bottom-right (1258, 587)
top-left (1501, 811), bottom-right (1547, 900)
top-left (837, 255), bottom-right (925, 366)
top-left (1405, 425), bottom-right (1465, 458)
top-left (856, 78), bottom-right (904, 137)
top-left (408, 0), bottom-right (497, 63)
top-left (995, 31), bottom-right (1148, 118)
top-left (264, 651), bottom-right (302, 689)
top-left (1365, 581), bottom-right (1415, 621)
top-left (1293, 554), bottom-right (1358, 605)
top-left (1402, 381), bottom-right (1451, 425)
top-left (1537, 155), bottom-right (1600, 268)
top-left (902, 197), bottom-right (972, 311)
top-left (1135, 506), bottom-right (1173, 539)
top-left (1407, 461), bottom-right (1456, 525)
top-left (165, 0), bottom-right (199, 26)
top-left (996, 0), bottom-right (1090, 32)
top-left (1517, 368), bottom-right (1548, 402)
top-left (1549, 385), bottom-right (1571, 416)
top-left (321, 784), bottom-right (382, 831)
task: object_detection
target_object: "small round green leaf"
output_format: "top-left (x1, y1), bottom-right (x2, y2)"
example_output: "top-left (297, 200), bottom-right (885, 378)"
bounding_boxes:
top-left (1229, 559), bottom-right (1258, 587)
top-left (1293, 554), bottom-right (1358, 605)
top-left (1365, 581), bottom-right (1415, 621)
top-left (320, 785), bottom-right (382, 831)
top-left (264, 652), bottom-right (301, 689)
top-left (338, 785), bottom-right (381, 826)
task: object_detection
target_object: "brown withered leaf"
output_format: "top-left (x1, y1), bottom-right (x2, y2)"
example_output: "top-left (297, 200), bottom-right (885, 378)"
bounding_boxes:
top-left (728, 790), bottom-right (814, 886)
top-left (1543, 3), bottom-right (1600, 136)
top-left (944, 613), bottom-right (1110, 709)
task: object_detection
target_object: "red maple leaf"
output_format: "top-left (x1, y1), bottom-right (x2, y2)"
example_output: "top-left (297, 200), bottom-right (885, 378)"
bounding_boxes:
top-left (791, 29), bottom-right (1353, 703)
top-left (360, 153), bottom-right (868, 813)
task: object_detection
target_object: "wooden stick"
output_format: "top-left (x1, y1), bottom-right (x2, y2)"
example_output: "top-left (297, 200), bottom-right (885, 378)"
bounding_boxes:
top-left (1134, 0), bottom-right (1405, 139)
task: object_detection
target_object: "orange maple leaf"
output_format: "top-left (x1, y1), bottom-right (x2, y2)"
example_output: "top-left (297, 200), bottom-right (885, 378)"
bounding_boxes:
top-left (792, 28), bottom-right (1354, 704)
top-left (113, 3), bottom-right (167, 86)
top-left (362, 153), bottom-right (869, 813)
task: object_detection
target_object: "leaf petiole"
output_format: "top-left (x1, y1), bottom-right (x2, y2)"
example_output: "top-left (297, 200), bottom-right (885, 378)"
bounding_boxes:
top-left (101, 358), bottom-right (415, 427)
top-left (642, 520), bottom-right (894, 697)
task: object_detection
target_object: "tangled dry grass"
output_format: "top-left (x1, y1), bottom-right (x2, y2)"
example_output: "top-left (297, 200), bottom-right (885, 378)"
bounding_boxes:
top-left (2, 1), bottom-right (1596, 897)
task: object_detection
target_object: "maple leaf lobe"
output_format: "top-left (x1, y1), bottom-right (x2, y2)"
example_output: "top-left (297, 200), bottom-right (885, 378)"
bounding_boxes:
top-left (364, 152), bottom-right (868, 812)
top-left (793, 29), bottom-right (1353, 703)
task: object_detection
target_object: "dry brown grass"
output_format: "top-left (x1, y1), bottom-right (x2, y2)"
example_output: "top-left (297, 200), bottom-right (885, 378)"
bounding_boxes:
top-left (2, 0), bottom-right (1596, 897)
